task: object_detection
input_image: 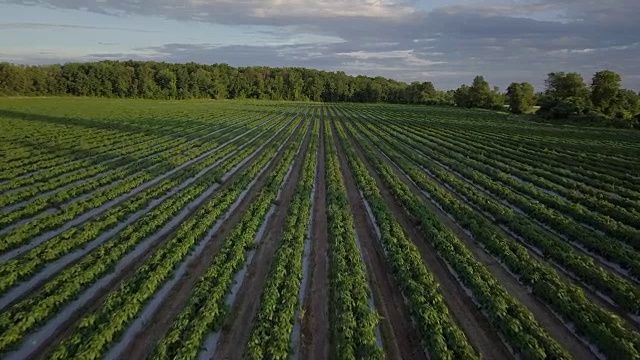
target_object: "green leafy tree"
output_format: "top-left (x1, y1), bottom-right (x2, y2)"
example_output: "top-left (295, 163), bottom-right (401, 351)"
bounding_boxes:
top-left (591, 70), bottom-right (622, 116)
top-left (539, 72), bottom-right (592, 119)
top-left (453, 84), bottom-right (472, 108)
top-left (506, 82), bottom-right (536, 114)
top-left (155, 68), bottom-right (177, 99)
top-left (545, 72), bottom-right (590, 100)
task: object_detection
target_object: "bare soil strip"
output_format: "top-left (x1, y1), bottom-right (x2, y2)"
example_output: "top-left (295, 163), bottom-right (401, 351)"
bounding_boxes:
top-left (331, 118), bottom-right (426, 360)
top-left (212, 118), bottom-right (313, 360)
top-left (352, 122), bottom-right (598, 360)
top-left (301, 114), bottom-right (330, 360)
top-left (339, 118), bottom-right (514, 360)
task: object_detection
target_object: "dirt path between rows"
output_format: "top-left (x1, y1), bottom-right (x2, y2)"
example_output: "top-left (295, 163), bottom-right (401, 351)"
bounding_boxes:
top-left (213, 118), bottom-right (313, 360)
top-left (118, 120), bottom-right (308, 360)
top-left (301, 114), bottom-right (330, 360)
top-left (347, 121), bottom-right (598, 360)
top-left (331, 119), bottom-right (426, 360)
top-left (337, 119), bottom-right (513, 360)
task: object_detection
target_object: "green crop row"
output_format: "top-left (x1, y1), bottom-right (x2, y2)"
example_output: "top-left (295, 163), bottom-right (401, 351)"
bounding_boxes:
top-left (246, 113), bottom-right (319, 359)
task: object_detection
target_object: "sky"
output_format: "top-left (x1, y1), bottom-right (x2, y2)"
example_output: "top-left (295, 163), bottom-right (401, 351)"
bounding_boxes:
top-left (0, 0), bottom-right (638, 91)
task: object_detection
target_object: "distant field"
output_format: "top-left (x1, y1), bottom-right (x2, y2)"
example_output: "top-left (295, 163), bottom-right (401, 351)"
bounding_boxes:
top-left (1, 97), bottom-right (639, 360)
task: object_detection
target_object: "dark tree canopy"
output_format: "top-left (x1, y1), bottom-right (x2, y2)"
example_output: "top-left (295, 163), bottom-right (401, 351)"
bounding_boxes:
top-left (0, 61), bottom-right (638, 128)
top-left (453, 76), bottom-right (503, 110)
top-left (506, 82), bottom-right (535, 114)
top-left (0, 61), bottom-right (454, 105)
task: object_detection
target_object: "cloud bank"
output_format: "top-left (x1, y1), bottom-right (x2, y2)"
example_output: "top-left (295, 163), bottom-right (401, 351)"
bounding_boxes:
top-left (1, 0), bottom-right (639, 90)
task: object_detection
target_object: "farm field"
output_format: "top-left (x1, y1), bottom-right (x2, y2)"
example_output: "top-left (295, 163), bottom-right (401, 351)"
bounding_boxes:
top-left (0, 97), bottom-right (640, 360)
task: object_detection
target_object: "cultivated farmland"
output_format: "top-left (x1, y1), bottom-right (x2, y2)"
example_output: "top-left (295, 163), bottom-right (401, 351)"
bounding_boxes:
top-left (0, 97), bottom-right (639, 360)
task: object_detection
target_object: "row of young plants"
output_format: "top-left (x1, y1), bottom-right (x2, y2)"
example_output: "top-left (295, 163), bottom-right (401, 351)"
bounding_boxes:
top-left (0, 110), bottom-right (247, 189)
top-left (407, 113), bottom-right (640, 182)
top-left (149, 113), bottom-right (310, 360)
top-left (0, 116), bottom-right (274, 254)
top-left (417, 124), bottom-right (640, 229)
top-left (0, 114), bottom-right (299, 355)
top-left (450, 126), bottom-right (640, 177)
top-left (343, 111), bottom-right (640, 359)
top-left (328, 114), bottom-right (480, 359)
top-left (323, 119), bottom-right (384, 360)
top-left (0, 114), bottom-right (264, 226)
top-left (245, 115), bottom-right (319, 359)
top-left (389, 106), bottom-right (640, 158)
top-left (399, 119), bottom-right (640, 231)
top-left (0, 115), bottom-right (231, 206)
top-left (0, 115), bottom-right (203, 187)
top-left (0, 109), bottom-right (230, 177)
top-left (331, 111), bottom-right (573, 360)
top-left (42, 111), bottom-right (306, 360)
top-left (400, 118), bottom-right (640, 203)
top-left (367, 113), bottom-right (640, 281)
top-left (0, 128), bottom-right (151, 179)
top-left (0, 116), bottom-right (292, 297)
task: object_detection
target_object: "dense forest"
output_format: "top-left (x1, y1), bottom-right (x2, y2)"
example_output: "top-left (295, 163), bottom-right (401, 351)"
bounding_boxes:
top-left (1, 61), bottom-right (638, 128)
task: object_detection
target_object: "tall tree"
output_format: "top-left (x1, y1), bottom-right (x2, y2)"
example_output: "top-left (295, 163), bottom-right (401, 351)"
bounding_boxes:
top-left (545, 72), bottom-right (590, 100)
top-left (453, 84), bottom-right (472, 108)
top-left (155, 68), bottom-right (177, 99)
top-left (591, 70), bottom-right (622, 116)
top-left (506, 82), bottom-right (536, 114)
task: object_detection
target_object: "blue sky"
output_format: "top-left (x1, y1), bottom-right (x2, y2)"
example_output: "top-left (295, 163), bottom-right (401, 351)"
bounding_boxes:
top-left (1, 0), bottom-right (638, 90)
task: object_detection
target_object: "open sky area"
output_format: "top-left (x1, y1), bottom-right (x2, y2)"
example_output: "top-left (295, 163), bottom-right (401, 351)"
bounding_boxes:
top-left (1, 0), bottom-right (638, 90)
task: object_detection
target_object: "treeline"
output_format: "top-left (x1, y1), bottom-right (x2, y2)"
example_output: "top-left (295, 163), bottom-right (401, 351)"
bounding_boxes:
top-left (452, 73), bottom-right (640, 128)
top-left (0, 60), bottom-right (638, 128)
top-left (0, 61), bottom-right (449, 104)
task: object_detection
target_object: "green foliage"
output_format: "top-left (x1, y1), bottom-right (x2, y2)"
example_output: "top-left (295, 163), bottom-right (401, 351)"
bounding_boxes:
top-left (0, 103), bottom-right (298, 355)
top-left (323, 117), bottom-right (384, 360)
top-left (591, 70), bottom-right (622, 116)
top-left (246, 113), bottom-right (319, 359)
top-left (151, 111), bottom-right (307, 360)
top-left (506, 82), bottom-right (535, 114)
top-left (344, 106), bottom-right (640, 359)
top-left (453, 76), bottom-right (503, 110)
top-left (0, 61), bottom-right (435, 104)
